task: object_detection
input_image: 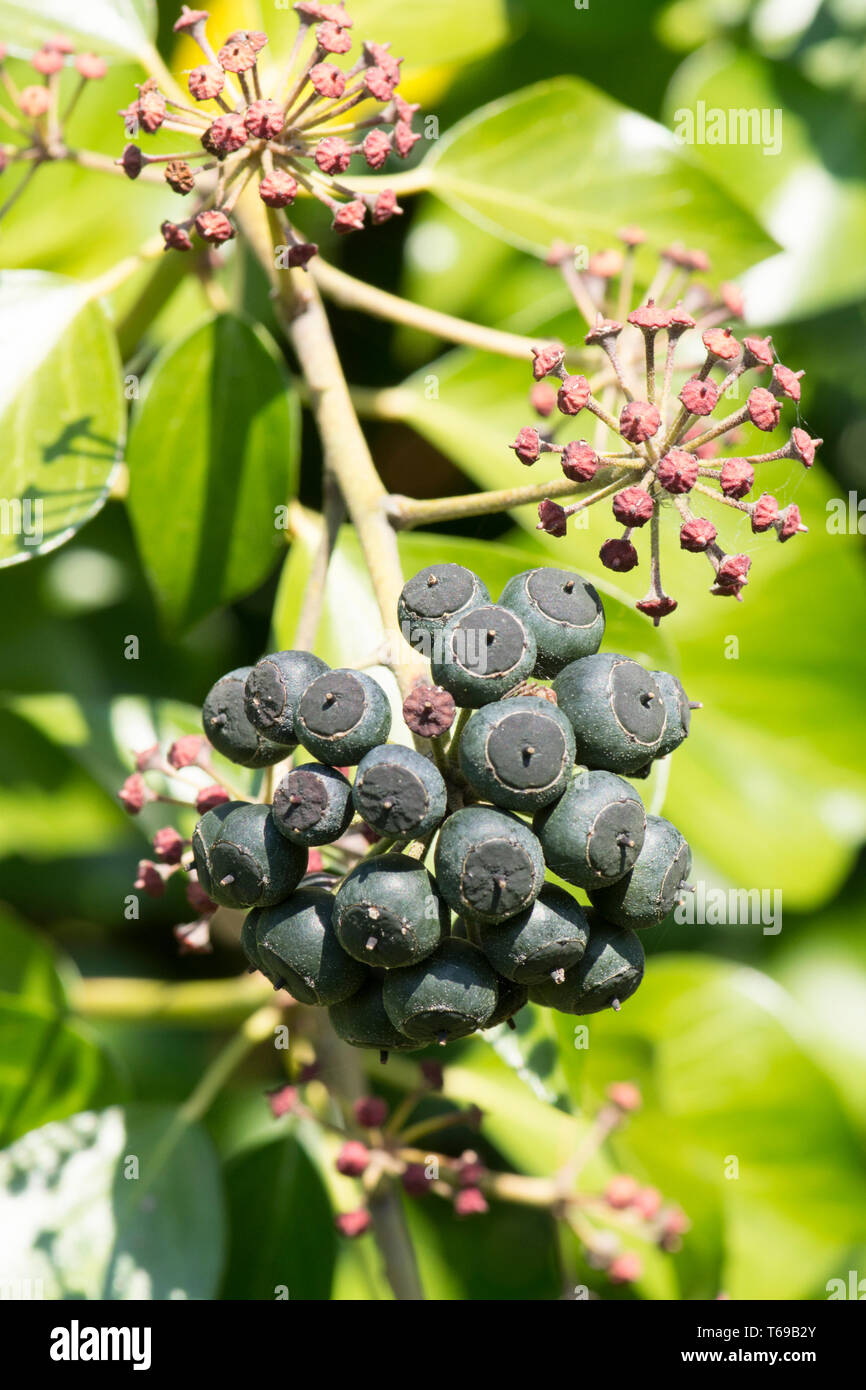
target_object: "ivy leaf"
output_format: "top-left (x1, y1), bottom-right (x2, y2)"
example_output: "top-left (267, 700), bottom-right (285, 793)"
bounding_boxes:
top-left (424, 77), bottom-right (777, 274)
top-left (126, 314), bottom-right (299, 634)
top-left (0, 0), bottom-right (156, 58)
top-left (0, 272), bottom-right (124, 568)
top-left (0, 1105), bottom-right (224, 1298)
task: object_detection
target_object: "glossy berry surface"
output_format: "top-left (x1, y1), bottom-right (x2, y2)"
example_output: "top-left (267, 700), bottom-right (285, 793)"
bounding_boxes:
top-left (333, 853), bottom-right (447, 967)
top-left (192, 801), bottom-right (307, 909)
top-left (272, 763), bottom-right (354, 846)
top-left (529, 913), bottom-right (645, 1014)
top-left (434, 806), bottom-right (546, 923)
top-left (431, 604), bottom-right (537, 707)
top-left (329, 976), bottom-right (420, 1053)
top-left (250, 887), bottom-right (366, 1005)
top-left (397, 563), bottom-right (489, 635)
top-left (589, 814), bottom-right (691, 930)
top-left (353, 744), bottom-right (447, 840)
top-left (498, 568), bottom-right (605, 678)
top-left (553, 654), bottom-right (667, 774)
top-left (475, 884), bottom-right (590, 985)
top-left (382, 938), bottom-right (498, 1043)
top-left (244, 649), bottom-right (329, 745)
top-left (295, 668), bottom-right (391, 765)
top-left (533, 769), bottom-right (646, 889)
top-left (651, 671), bottom-right (693, 759)
top-left (458, 696), bottom-right (576, 812)
top-left (202, 667), bottom-right (287, 767)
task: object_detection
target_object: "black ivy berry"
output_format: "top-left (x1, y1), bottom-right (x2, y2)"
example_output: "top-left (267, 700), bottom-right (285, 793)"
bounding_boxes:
top-left (249, 887), bottom-right (366, 1006)
top-left (397, 563), bottom-right (490, 636)
top-left (588, 814), bottom-right (691, 930)
top-left (333, 853), bottom-right (447, 967)
top-left (295, 668), bottom-right (391, 766)
top-left (529, 912), bottom-right (645, 1014)
top-left (192, 802), bottom-right (307, 909)
top-left (458, 695), bottom-right (576, 812)
top-left (475, 884), bottom-right (590, 986)
top-left (651, 671), bottom-right (697, 760)
top-left (244, 649), bottom-right (329, 746)
top-left (485, 975), bottom-right (529, 1029)
top-left (553, 654), bottom-right (667, 774)
top-left (329, 976), bottom-right (421, 1055)
top-left (241, 906), bottom-right (266, 975)
top-left (533, 769), bottom-right (647, 889)
top-left (434, 806), bottom-right (546, 923)
top-left (431, 604), bottom-right (537, 708)
top-left (352, 744), bottom-right (447, 840)
top-left (202, 667), bottom-right (287, 767)
top-left (499, 567), bottom-right (605, 678)
top-left (272, 763), bottom-right (354, 846)
top-left (382, 938), bottom-right (498, 1044)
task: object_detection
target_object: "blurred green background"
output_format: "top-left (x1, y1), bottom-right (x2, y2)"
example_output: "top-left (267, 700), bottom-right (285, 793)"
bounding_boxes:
top-left (1, 0), bottom-right (865, 1300)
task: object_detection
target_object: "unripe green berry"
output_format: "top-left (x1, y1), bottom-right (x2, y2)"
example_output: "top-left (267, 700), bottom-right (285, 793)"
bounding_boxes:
top-left (353, 744), bottom-right (446, 840)
top-left (272, 763), bottom-right (353, 846)
top-left (244, 649), bottom-right (329, 745)
top-left (588, 814), bottom-right (691, 930)
top-left (202, 667), bottom-right (287, 767)
top-left (397, 563), bottom-right (489, 635)
top-left (431, 604), bottom-right (537, 708)
top-left (528, 912), bottom-right (645, 1014)
top-left (485, 975), bottom-right (529, 1028)
top-left (553, 654), bottom-right (667, 774)
top-left (434, 806), bottom-right (546, 923)
top-left (533, 769), bottom-right (646, 889)
top-left (498, 568), bottom-right (605, 677)
top-left (474, 884), bottom-right (590, 985)
top-left (333, 853), bottom-right (447, 967)
top-left (329, 976), bottom-right (420, 1053)
top-left (458, 696), bottom-right (576, 811)
top-left (250, 888), bottom-right (366, 1005)
top-left (296, 668), bottom-right (391, 765)
top-left (382, 938), bottom-right (497, 1043)
top-left (192, 802), bottom-right (307, 909)
top-left (651, 671), bottom-right (694, 759)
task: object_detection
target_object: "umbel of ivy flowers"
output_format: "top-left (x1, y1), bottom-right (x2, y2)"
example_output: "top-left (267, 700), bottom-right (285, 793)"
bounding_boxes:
top-left (118, 3), bottom-right (420, 264)
top-left (513, 234), bottom-right (819, 624)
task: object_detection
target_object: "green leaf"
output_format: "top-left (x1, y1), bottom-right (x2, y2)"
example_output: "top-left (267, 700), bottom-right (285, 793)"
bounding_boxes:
top-left (0, 272), bottom-right (124, 568)
top-left (663, 45), bottom-right (866, 319)
top-left (575, 956), bottom-right (866, 1299)
top-left (0, 908), bottom-right (67, 1009)
top-left (221, 1132), bottom-right (336, 1299)
top-left (0, 1104), bottom-right (224, 1298)
top-left (0, 1001), bottom-right (121, 1147)
top-left (424, 77), bottom-right (777, 273)
top-left (126, 314), bottom-right (299, 634)
top-left (0, 0), bottom-right (156, 58)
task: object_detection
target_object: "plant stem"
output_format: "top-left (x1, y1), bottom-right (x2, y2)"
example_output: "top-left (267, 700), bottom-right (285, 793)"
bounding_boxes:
top-left (311, 256), bottom-right (554, 362)
top-left (387, 460), bottom-right (638, 530)
top-left (72, 972), bottom-right (274, 1026)
top-left (179, 1004), bottom-right (283, 1126)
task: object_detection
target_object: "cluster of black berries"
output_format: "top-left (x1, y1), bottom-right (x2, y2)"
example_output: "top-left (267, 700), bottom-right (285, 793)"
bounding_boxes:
top-left (190, 562), bottom-right (697, 1059)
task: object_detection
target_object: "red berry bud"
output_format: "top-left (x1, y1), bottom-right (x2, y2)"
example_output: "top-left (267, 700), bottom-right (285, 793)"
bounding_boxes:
top-left (371, 189), bottom-right (401, 224)
top-left (588, 249), bottom-right (623, 279)
top-left (244, 99), bottom-right (284, 140)
top-left (454, 1186), bottom-right (488, 1217)
top-left (188, 64), bottom-right (225, 101)
top-left (612, 486), bottom-right (654, 528)
top-left (353, 1096), bottom-right (388, 1128)
top-left (636, 593), bottom-right (677, 622)
top-left (315, 135), bottom-right (352, 174)
top-left (76, 53), bottom-right (107, 80)
top-left (607, 1081), bottom-right (642, 1111)
top-left (196, 784), bottom-right (230, 813)
top-left (679, 376), bottom-right (718, 417)
top-left (335, 1208), bottom-right (371, 1238)
top-left (134, 859), bottom-right (165, 898)
top-left (218, 38), bottom-right (256, 73)
top-left (557, 374), bottom-right (590, 416)
top-left (702, 327), bottom-right (740, 361)
top-left (747, 387), bottom-right (781, 432)
top-left (332, 200), bottom-right (366, 234)
top-left (750, 492), bottom-right (778, 532)
top-left (605, 1175), bottom-right (639, 1209)
top-left (268, 1085), bottom-right (299, 1118)
top-left (530, 382), bottom-right (557, 417)
top-left (186, 879), bottom-right (217, 915)
top-left (600, 538), bottom-right (638, 572)
top-left (310, 62), bottom-right (346, 99)
top-left (789, 427), bottom-right (820, 467)
top-left (531, 343), bottom-right (565, 381)
top-left (362, 128), bottom-right (391, 170)
top-left (619, 401), bottom-right (660, 444)
top-left (19, 86), bottom-right (52, 118)
top-left (719, 458), bottom-right (754, 499)
top-left (561, 441), bottom-right (599, 482)
top-left (679, 517), bottom-right (717, 552)
top-left (153, 826), bottom-right (185, 864)
top-left (720, 282), bottom-right (744, 318)
top-left (511, 426), bottom-right (541, 465)
top-left (401, 1163), bottom-right (430, 1197)
top-left (536, 499), bottom-right (568, 537)
top-left (317, 20), bottom-right (352, 54)
top-left (393, 121), bottom-right (420, 158)
top-left (776, 503), bottom-right (807, 542)
top-left (628, 301), bottom-right (672, 332)
top-left (207, 112), bottom-right (248, 154)
top-left (259, 170), bottom-right (298, 208)
top-left (771, 363), bottom-right (803, 402)
top-left (657, 448), bottom-right (697, 494)
top-left (119, 773), bottom-right (152, 813)
top-left (608, 1251), bottom-right (642, 1284)
top-left (168, 735), bottom-right (209, 769)
top-left (402, 683), bottom-right (455, 738)
top-left (742, 334), bottom-right (773, 369)
top-left (335, 1140), bottom-right (370, 1177)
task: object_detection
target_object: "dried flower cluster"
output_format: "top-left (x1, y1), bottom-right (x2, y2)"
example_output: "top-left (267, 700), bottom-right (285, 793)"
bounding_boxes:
top-left (514, 233), bottom-right (820, 623)
top-left (269, 1073), bottom-right (689, 1286)
top-left (119, 3), bottom-right (420, 264)
top-left (0, 35), bottom-right (107, 216)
